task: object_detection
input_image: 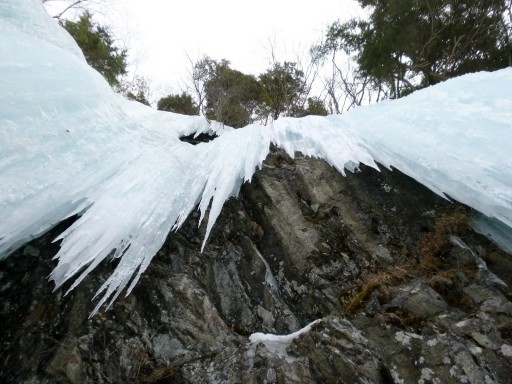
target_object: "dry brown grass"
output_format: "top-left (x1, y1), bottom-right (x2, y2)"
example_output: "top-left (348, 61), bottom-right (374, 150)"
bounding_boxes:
top-left (497, 320), bottom-right (512, 340)
top-left (417, 207), bottom-right (471, 267)
top-left (340, 266), bottom-right (409, 316)
top-left (340, 207), bottom-right (473, 318)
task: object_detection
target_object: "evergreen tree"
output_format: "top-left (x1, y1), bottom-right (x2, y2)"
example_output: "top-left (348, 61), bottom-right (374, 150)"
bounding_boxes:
top-left (157, 93), bottom-right (199, 115)
top-left (294, 97), bottom-right (329, 117)
top-left (194, 58), bottom-right (266, 127)
top-left (61, 12), bottom-right (127, 87)
top-left (259, 62), bottom-right (305, 120)
top-left (318, 0), bottom-right (511, 98)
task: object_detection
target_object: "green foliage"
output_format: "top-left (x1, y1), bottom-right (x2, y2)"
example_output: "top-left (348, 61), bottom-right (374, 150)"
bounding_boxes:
top-left (195, 57), bottom-right (266, 127)
top-left (157, 93), bottom-right (199, 115)
top-left (126, 91), bottom-right (150, 106)
top-left (61, 11), bottom-right (127, 86)
top-left (319, 0), bottom-right (511, 98)
top-left (294, 97), bottom-right (329, 117)
top-left (259, 62), bottom-right (305, 120)
top-left (190, 56), bottom-right (320, 124)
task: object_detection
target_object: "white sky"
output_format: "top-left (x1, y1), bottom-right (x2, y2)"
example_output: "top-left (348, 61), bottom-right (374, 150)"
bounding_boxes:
top-left (45, 0), bottom-right (363, 97)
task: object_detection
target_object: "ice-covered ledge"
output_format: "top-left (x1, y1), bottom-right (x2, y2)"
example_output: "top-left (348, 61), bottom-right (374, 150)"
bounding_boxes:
top-left (1, 0), bottom-right (511, 314)
top-left (248, 320), bottom-right (322, 365)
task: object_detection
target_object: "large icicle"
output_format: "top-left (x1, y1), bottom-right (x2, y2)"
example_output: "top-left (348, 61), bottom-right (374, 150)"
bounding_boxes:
top-left (1, 0), bottom-right (511, 313)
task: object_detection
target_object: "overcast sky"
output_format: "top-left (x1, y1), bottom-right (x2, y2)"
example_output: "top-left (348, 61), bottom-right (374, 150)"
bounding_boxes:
top-left (45, 0), bottom-right (363, 96)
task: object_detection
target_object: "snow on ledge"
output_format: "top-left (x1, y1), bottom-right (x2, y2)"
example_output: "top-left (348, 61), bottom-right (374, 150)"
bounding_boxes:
top-left (248, 319), bottom-right (322, 364)
top-left (249, 319), bottom-right (322, 345)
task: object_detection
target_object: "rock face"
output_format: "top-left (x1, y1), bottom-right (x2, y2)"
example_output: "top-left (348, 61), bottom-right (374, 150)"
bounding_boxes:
top-left (1, 148), bottom-right (512, 383)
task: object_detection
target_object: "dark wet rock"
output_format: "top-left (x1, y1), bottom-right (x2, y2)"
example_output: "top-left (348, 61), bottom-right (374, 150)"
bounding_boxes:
top-left (1, 148), bottom-right (511, 383)
top-left (179, 132), bottom-right (215, 145)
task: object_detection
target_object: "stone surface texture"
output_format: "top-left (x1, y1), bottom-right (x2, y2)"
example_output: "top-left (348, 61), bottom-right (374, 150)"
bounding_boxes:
top-left (1, 148), bottom-right (511, 383)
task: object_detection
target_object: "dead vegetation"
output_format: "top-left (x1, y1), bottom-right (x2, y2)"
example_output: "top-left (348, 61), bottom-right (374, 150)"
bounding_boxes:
top-left (497, 320), bottom-right (512, 340)
top-left (340, 206), bottom-right (474, 319)
top-left (339, 266), bottom-right (409, 317)
top-left (417, 207), bottom-right (471, 267)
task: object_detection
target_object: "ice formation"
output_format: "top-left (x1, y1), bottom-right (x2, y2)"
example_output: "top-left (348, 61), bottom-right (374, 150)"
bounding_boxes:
top-left (248, 319), bottom-right (322, 364)
top-left (1, 0), bottom-right (511, 314)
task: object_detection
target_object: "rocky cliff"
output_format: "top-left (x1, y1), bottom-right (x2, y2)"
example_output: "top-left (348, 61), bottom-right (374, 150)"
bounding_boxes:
top-left (1, 148), bottom-right (512, 383)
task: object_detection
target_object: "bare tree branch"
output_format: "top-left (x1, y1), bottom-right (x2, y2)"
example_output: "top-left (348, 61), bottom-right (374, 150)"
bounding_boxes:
top-left (42, 0), bottom-right (105, 20)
